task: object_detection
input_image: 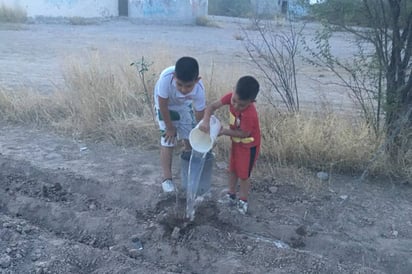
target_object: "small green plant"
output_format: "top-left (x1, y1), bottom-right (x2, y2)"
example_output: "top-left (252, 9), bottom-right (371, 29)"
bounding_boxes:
top-left (130, 57), bottom-right (155, 124)
top-left (0, 4), bottom-right (27, 23)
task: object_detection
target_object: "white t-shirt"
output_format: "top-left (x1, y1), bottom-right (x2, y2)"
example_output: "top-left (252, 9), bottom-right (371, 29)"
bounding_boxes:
top-left (154, 66), bottom-right (206, 112)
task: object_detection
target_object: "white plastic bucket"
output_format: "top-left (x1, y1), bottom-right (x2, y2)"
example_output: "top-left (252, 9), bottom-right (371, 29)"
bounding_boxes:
top-left (189, 115), bottom-right (221, 153)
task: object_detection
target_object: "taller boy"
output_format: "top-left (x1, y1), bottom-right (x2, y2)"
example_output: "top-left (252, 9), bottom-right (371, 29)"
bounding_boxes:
top-left (154, 56), bottom-right (206, 193)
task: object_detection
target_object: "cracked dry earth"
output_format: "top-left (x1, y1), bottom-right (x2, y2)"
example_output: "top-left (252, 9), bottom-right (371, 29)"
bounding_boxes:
top-left (0, 125), bottom-right (411, 274)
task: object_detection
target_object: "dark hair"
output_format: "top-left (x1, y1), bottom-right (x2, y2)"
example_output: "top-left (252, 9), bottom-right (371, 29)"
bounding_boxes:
top-left (174, 56), bottom-right (199, 82)
top-left (235, 76), bottom-right (259, 101)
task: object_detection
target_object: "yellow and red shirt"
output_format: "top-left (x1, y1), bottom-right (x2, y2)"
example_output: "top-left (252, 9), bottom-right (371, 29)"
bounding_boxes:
top-left (220, 92), bottom-right (261, 149)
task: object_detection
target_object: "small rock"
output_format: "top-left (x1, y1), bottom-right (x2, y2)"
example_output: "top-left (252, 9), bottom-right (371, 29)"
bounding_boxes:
top-left (0, 254), bottom-right (11, 268)
top-left (127, 248), bottom-right (141, 259)
top-left (273, 240), bottom-right (289, 249)
top-left (109, 245), bottom-right (127, 253)
top-left (171, 227), bottom-right (180, 240)
top-left (268, 186), bottom-right (278, 193)
top-left (317, 172), bottom-right (329, 181)
top-left (31, 250), bottom-right (42, 261)
top-left (132, 238), bottom-right (143, 250)
top-left (339, 195), bottom-right (348, 200)
top-left (216, 161), bottom-right (227, 170)
top-left (130, 235), bottom-right (141, 242)
top-left (289, 236), bottom-right (305, 248)
top-left (295, 225), bottom-right (307, 236)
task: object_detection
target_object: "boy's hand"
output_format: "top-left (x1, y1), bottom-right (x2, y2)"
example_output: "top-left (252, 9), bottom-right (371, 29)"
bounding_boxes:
top-left (198, 120), bottom-right (210, 133)
top-left (218, 126), bottom-right (225, 136)
top-left (164, 126), bottom-right (177, 144)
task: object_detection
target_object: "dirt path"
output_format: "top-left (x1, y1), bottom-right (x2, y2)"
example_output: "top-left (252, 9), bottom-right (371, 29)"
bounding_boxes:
top-left (0, 124), bottom-right (411, 274)
top-left (1, 19), bottom-right (412, 274)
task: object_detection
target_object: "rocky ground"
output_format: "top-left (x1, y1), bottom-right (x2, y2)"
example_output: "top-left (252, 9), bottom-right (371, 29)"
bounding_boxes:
top-left (1, 18), bottom-right (411, 274)
top-left (0, 124), bottom-right (411, 274)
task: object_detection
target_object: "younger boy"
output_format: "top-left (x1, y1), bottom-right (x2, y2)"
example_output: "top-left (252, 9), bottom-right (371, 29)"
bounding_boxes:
top-left (154, 56), bottom-right (206, 193)
top-left (199, 76), bottom-right (260, 214)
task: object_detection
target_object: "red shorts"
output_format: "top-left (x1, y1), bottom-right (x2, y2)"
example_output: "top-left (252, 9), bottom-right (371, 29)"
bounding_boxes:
top-left (229, 143), bottom-right (259, 179)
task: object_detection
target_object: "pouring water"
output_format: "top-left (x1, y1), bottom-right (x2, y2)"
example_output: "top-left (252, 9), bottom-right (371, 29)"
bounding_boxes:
top-left (186, 150), bottom-right (207, 221)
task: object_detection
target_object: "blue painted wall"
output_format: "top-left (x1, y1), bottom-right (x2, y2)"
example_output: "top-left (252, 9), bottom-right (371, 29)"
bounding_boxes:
top-left (129, 0), bottom-right (207, 22)
top-left (0, 0), bottom-right (208, 21)
top-left (1, 0), bottom-right (117, 17)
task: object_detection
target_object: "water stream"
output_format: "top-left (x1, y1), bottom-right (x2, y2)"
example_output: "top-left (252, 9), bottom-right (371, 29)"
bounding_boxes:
top-left (186, 150), bottom-right (207, 221)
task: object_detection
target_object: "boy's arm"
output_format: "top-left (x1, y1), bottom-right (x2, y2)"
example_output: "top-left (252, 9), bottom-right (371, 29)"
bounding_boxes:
top-left (221, 127), bottom-right (250, 138)
top-left (194, 109), bottom-right (205, 123)
top-left (158, 96), bottom-right (177, 142)
top-left (222, 113), bottom-right (255, 138)
top-left (199, 100), bottom-right (223, 133)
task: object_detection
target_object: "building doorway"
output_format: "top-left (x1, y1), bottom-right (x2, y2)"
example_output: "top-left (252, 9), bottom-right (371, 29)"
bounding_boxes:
top-left (281, 0), bottom-right (288, 14)
top-left (119, 0), bottom-right (128, 16)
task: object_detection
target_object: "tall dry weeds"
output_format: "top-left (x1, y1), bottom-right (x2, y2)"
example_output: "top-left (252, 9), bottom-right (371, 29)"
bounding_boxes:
top-left (259, 109), bottom-right (377, 174)
top-left (0, 50), bottom-right (410, 181)
top-left (0, 4), bottom-right (26, 23)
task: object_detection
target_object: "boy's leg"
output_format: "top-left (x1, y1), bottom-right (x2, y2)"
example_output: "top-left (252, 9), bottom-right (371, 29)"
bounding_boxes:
top-left (228, 145), bottom-right (238, 196)
top-left (156, 107), bottom-right (180, 192)
top-left (177, 106), bottom-right (196, 159)
top-left (228, 172), bottom-right (237, 196)
top-left (160, 143), bottom-right (176, 193)
top-left (233, 146), bottom-right (258, 214)
top-left (160, 146), bottom-right (174, 180)
top-left (182, 139), bottom-right (191, 151)
top-left (224, 148), bottom-right (238, 205)
top-left (237, 177), bottom-right (250, 214)
top-left (236, 146), bottom-right (258, 196)
top-left (218, 171), bottom-right (237, 205)
top-left (180, 139), bottom-right (192, 161)
top-left (238, 178), bottom-right (251, 201)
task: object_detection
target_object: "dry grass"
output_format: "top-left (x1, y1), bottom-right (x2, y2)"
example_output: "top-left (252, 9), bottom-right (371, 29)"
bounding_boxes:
top-left (68, 16), bottom-right (98, 25)
top-left (0, 49), bottom-right (410, 181)
top-left (195, 16), bottom-right (220, 28)
top-left (259, 109), bottom-right (377, 173)
top-left (0, 88), bottom-right (67, 125)
top-left (55, 51), bottom-right (163, 143)
top-left (0, 4), bottom-right (26, 23)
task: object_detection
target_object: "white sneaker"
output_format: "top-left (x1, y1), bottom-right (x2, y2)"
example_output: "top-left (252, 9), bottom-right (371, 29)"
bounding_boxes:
top-left (218, 193), bottom-right (237, 206)
top-left (161, 179), bottom-right (175, 193)
top-left (237, 200), bottom-right (248, 215)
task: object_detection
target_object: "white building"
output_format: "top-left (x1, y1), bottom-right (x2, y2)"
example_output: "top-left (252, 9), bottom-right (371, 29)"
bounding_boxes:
top-left (0, 0), bottom-right (208, 22)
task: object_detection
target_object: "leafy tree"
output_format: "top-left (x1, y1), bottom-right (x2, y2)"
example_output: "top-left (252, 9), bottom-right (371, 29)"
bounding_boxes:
top-left (308, 0), bottom-right (412, 173)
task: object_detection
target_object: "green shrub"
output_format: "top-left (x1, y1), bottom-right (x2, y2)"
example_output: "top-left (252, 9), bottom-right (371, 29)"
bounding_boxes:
top-left (310, 0), bottom-right (369, 26)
